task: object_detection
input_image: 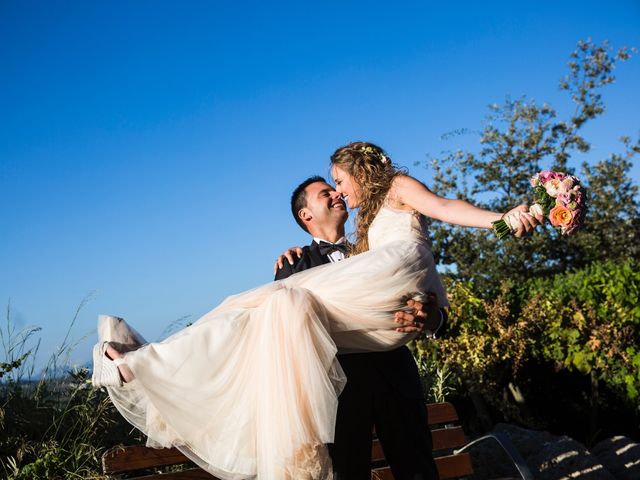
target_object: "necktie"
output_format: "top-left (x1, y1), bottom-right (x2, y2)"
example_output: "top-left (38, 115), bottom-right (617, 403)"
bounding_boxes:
top-left (317, 241), bottom-right (348, 257)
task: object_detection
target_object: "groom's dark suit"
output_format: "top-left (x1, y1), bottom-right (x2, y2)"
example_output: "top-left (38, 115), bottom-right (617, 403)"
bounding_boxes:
top-left (275, 240), bottom-right (439, 480)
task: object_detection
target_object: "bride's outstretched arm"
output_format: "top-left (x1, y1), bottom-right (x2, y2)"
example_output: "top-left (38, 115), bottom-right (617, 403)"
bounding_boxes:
top-left (391, 175), bottom-right (541, 234)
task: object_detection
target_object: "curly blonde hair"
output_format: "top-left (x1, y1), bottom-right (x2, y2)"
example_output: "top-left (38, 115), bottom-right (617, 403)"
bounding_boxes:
top-left (330, 141), bottom-right (403, 255)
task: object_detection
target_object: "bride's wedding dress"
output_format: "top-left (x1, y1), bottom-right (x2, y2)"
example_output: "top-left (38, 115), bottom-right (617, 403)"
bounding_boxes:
top-left (102, 205), bottom-right (447, 479)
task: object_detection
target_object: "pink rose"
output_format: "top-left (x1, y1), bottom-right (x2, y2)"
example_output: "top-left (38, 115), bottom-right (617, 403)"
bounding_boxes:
top-left (539, 171), bottom-right (564, 183)
top-left (556, 193), bottom-right (572, 205)
top-left (545, 178), bottom-right (569, 197)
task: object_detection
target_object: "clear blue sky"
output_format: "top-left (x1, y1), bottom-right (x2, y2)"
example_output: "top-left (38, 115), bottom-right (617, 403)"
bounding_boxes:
top-left (1, 1), bottom-right (639, 372)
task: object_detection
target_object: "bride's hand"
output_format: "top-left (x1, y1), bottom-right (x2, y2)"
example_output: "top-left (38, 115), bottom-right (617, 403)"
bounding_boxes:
top-left (273, 247), bottom-right (304, 273)
top-left (502, 205), bottom-right (542, 237)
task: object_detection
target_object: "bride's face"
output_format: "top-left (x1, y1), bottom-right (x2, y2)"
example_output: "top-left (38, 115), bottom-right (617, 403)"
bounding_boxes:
top-left (331, 165), bottom-right (362, 208)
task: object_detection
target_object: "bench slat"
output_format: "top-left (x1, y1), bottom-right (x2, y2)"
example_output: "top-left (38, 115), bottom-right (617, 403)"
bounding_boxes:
top-left (436, 453), bottom-right (474, 479)
top-left (371, 452), bottom-right (474, 480)
top-left (431, 426), bottom-right (467, 451)
top-left (103, 445), bottom-right (191, 474)
top-left (372, 439), bottom-right (385, 462)
top-left (371, 425), bottom-right (467, 463)
top-left (426, 402), bottom-right (459, 425)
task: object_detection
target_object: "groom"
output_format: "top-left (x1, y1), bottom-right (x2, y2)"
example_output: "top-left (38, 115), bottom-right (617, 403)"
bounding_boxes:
top-left (275, 176), bottom-right (444, 480)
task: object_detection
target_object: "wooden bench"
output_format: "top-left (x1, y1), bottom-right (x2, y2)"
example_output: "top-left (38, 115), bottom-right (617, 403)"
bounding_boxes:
top-left (102, 402), bottom-right (532, 479)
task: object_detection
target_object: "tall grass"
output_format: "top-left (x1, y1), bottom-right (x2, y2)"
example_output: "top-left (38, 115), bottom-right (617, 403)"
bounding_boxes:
top-left (414, 343), bottom-right (457, 404)
top-left (0, 297), bottom-right (141, 480)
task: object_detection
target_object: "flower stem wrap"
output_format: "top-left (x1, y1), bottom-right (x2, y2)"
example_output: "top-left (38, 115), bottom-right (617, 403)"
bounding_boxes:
top-left (492, 204), bottom-right (544, 239)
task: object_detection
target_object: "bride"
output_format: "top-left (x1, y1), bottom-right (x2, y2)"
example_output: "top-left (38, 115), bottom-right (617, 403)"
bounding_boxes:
top-left (93, 141), bottom-right (539, 479)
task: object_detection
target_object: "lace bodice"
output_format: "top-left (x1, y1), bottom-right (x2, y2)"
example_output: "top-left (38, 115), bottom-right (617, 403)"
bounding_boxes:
top-left (368, 206), bottom-right (429, 250)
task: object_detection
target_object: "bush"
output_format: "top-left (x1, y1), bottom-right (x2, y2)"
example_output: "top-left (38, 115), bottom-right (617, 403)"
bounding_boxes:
top-left (415, 259), bottom-right (640, 442)
top-left (527, 260), bottom-right (640, 403)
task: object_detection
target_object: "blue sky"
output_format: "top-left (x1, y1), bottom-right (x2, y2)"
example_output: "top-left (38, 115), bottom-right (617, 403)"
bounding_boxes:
top-left (1, 1), bottom-right (639, 372)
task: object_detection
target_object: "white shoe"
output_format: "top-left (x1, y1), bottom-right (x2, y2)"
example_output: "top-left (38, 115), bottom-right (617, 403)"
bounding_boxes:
top-left (91, 341), bottom-right (125, 387)
top-left (97, 314), bottom-right (146, 351)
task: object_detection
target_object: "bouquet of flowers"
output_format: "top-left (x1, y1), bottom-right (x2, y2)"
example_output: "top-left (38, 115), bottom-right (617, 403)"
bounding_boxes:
top-left (493, 171), bottom-right (586, 239)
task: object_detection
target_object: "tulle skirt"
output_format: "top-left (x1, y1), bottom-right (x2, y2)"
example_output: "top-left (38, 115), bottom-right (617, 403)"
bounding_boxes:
top-left (104, 239), bottom-right (447, 479)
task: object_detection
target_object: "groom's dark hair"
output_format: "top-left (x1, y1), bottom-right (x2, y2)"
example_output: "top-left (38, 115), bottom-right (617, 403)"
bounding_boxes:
top-left (291, 176), bottom-right (328, 232)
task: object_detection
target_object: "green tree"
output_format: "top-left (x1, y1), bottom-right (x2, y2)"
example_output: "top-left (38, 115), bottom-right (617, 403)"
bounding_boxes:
top-left (425, 40), bottom-right (639, 295)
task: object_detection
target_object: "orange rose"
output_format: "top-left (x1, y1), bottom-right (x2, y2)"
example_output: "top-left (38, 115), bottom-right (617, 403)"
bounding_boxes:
top-left (549, 205), bottom-right (574, 227)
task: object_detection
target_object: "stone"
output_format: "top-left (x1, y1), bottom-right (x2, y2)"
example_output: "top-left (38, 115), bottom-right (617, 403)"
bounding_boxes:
top-left (465, 423), bottom-right (616, 480)
top-left (591, 436), bottom-right (640, 480)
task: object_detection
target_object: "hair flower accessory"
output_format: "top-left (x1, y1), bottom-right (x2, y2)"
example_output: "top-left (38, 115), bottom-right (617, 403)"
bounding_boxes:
top-left (359, 145), bottom-right (389, 165)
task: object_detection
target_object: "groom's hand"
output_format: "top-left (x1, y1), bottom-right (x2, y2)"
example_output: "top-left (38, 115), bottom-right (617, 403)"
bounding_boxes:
top-left (273, 247), bottom-right (304, 274)
top-left (394, 293), bottom-right (439, 333)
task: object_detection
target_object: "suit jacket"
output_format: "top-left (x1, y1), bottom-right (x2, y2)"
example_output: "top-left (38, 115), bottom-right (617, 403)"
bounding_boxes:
top-left (274, 240), bottom-right (432, 399)
top-left (274, 241), bottom-right (330, 280)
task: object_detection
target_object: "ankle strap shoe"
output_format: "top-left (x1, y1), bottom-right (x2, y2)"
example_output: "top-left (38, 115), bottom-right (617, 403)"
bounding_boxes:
top-left (91, 341), bottom-right (124, 387)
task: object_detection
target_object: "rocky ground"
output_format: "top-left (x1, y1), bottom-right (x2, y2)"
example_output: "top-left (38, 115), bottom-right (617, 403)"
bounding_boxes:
top-left (464, 424), bottom-right (640, 479)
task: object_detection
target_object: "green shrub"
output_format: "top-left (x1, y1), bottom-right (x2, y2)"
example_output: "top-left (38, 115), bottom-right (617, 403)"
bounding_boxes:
top-left (415, 259), bottom-right (640, 438)
top-left (527, 260), bottom-right (640, 402)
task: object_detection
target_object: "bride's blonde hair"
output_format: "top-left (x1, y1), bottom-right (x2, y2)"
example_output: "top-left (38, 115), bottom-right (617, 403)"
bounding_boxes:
top-left (330, 141), bottom-right (403, 255)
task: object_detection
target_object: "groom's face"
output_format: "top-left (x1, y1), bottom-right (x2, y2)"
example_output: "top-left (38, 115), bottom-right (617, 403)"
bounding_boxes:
top-left (302, 181), bottom-right (348, 230)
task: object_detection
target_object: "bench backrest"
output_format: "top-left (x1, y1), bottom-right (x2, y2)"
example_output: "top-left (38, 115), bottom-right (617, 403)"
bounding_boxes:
top-left (371, 402), bottom-right (473, 479)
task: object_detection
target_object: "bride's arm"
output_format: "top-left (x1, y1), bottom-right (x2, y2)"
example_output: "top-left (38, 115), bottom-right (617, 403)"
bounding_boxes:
top-left (392, 175), bottom-right (539, 232)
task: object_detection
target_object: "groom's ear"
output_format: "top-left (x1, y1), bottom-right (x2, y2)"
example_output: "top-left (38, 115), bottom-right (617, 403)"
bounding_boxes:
top-left (298, 208), bottom-right (313, 224)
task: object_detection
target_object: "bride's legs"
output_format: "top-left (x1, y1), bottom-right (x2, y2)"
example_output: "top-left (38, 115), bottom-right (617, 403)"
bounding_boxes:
top-left (105, 343), bottom-right (135, 383)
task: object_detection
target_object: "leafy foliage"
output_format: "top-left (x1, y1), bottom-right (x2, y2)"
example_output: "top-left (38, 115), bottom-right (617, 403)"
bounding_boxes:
top-left (415, 259), bottom-right (640, 440)
top-left (529, 260), bottom-right (640, 402)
